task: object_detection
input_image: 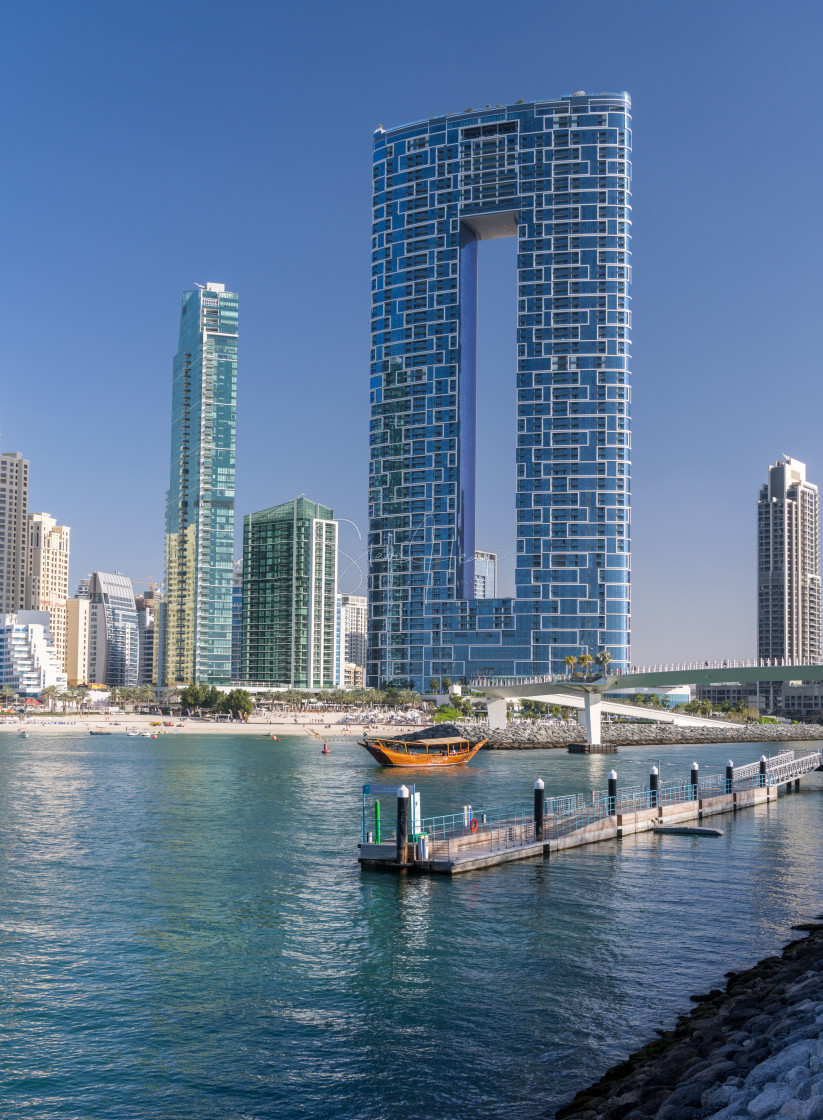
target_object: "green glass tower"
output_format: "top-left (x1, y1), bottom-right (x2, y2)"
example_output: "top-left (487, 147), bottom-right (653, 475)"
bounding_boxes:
top-left (163, 282), bottom-right (238, 685)
top-left (241, 497), bottom-right (338, 688)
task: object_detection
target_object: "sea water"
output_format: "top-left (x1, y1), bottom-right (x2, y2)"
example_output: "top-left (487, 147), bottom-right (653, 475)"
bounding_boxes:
top-left (0, 732), bottom-right (820, 1119)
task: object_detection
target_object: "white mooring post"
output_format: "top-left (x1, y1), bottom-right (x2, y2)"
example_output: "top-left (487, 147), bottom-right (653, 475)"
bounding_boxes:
top-left (583, 691), bottom-right (603, 746)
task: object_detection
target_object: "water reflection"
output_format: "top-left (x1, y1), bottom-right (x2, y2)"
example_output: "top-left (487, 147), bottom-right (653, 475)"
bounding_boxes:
top-left (0, 732), bottom-right (821, 1119)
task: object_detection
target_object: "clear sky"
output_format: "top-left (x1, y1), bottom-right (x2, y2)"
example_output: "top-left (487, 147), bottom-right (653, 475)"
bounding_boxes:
top-left (3, 0), bottom-right (821, 664)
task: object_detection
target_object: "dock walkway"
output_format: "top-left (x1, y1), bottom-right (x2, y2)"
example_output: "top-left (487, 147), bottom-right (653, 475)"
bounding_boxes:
top-left (358, 749), bottom-right (823, 875)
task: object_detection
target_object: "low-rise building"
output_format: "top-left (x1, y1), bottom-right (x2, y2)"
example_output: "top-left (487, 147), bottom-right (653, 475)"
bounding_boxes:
top-left (0, 611), bottom-right (67, 695)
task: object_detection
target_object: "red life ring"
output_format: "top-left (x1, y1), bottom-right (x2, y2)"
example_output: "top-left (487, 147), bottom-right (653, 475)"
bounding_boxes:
top-left (470, 818), bottom-right (478, 834)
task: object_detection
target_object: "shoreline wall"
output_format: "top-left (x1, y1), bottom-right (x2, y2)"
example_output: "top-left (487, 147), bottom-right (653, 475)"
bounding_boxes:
top-left (446, 722), bottom-right (823, 750)
top-left (552, 922), bottom-right (823, 1120)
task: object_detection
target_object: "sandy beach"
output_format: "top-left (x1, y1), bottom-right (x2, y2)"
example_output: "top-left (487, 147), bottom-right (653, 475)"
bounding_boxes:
top-left (0, 712), bottom-right (427, 738)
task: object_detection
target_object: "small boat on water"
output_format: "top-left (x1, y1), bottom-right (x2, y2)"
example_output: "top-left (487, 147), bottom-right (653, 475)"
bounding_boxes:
top-left (89, 729), bottom-right (112, 735)
top-left (18, 730), bottom-right (28, 738)
top-left (359, 735), bottom-right (486, 768)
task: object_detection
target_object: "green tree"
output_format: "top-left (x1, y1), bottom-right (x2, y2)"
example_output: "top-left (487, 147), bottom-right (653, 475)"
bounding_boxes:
top-left (594, 650), bottom-right (613, 673)
top-left (221, 689), bottom-right (254, 721)
top-left (39, 685), bottom-right (60, 712)
top-left (0, 684), bottom-right (16, 707)
top-left (428, 678), bottom-right (439, 694)
top-left (577, 654), bottom-right (593, 677)
top-left (440, 676), bottom-right (452, 691)
top-left (564, 656), bottom-right (577, 676)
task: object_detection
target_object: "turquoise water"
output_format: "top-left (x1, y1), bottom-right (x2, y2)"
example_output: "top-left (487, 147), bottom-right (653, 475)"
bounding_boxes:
top-left (0, 732), bottom-right (822, 1119)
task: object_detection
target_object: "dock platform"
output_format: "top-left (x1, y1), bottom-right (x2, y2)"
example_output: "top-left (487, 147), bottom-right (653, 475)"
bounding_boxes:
top-left (358, 750), bottom-right (823, 875)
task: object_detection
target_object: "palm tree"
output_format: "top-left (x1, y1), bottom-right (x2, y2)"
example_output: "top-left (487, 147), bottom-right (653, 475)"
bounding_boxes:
top-left (0, 685), bottom-right (16, 708)
top-left (594, 650), bottom-right (613, 675)
top-left (39, 685), bottom-right (60, 712)
top-left (577, 654), bottom-right (593, 677)
top-left (563, 655), bottom-right (577, 676)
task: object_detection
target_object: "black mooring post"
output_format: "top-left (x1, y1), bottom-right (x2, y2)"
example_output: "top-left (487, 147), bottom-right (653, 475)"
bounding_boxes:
top-left (759, 755), bottom-right (767, 788)
top-left (649, 766), bottom-right (659, 809)
top-left (690, 762), bottom-right (699, 801)
top-left (726, 760), bottom-right (734, 795)
top-left (534, 779), bottom-right (545, 840)
top-left (608, 770), bottom-right (618, 816)
top-left (396, 785), bottom-right (410, 864)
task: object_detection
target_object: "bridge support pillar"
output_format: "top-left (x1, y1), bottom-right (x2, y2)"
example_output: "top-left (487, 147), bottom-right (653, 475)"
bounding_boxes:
top-left (583, 692), bottom-right (603, 746)
top-left (487, 699), bottom-right (508, 731)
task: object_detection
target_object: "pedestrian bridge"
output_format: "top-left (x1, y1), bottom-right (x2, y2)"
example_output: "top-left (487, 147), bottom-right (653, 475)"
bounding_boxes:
top-left (471, 662), bottom-right (823, 745)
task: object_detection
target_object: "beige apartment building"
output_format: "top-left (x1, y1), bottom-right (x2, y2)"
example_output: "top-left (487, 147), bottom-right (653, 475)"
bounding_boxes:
top-left (65, 596), bottom-right (90, 685)
top-left (25, 512), bottom-right (70, 669)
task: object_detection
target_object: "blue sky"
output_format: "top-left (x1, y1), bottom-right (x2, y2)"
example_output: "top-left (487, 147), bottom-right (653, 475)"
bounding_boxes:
top-left (2, 0), bottom-right (821, 663)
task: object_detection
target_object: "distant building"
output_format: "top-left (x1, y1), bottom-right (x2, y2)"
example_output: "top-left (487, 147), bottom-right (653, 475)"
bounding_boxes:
top-left (0, 611), bottom-right (67, 695)
top-left (231, 560), bottom-right (243, 682)
top-left (87, 572), bottom-right (139, 687)
top-left (75, 577), bottom-right (91, 599)
top-left (241, 497), bottom-right (338, 688)
top-left (334, 594), bottom-right (343, 687)
top-left (25, 512), bottom-right (70, 671)
top-left (134, 587), bottom-right (162, 686)
top-left (163, 282), bottom-right (238, 685)
top-left (0, 452), bottom-right (29, 614)
top-left (65, 597), bottom-right (90, 686)
top-left (344, 663), bottom-right (365, 688)
top-left (473, 551), bottom-right (498, 599)
top-left (340, 594), bottom-right (367, 679)
top-left (757, 457), bottom-right (821, 665)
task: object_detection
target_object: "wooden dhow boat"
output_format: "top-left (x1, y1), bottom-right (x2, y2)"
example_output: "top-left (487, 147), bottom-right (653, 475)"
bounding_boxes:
top-left (359, 734), bottom-right (485, 768)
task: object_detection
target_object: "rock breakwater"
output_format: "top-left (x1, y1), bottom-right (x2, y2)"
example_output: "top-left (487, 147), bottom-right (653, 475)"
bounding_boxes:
top-left (553, 922), bottom-right (823, 1120)
top-left (394, 722), bottom-right (823, 750)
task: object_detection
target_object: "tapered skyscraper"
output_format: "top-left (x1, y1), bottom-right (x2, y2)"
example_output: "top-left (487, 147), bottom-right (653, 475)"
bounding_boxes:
top-left (163, 283), bottom-right (238, 684)
top-left (757, 456), bottom-right (821, 665)
top-left (368, 93), bottom-right (632, 689)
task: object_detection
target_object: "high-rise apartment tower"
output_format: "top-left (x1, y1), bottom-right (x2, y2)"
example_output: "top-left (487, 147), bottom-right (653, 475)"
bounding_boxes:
top-left (25, 512), bottom-right (70, 670)
top-left (163, 283), bottom-right (238, 685)
top-left (473, 551), bottom-right (498, 599)
top-left (241, 497), bottom-right (338, 688)
top-left (0, 452), bottom-right (29, 614)
top-left (757, 456), bottom-right (821, 665)
top-left (87, 571), bottom-right (140, 687)
top-left (368, 94), bottom-right (632, 689)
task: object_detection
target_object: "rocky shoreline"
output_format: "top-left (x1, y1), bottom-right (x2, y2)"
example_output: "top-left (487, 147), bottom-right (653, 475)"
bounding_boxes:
top-left (398, 721), bottom-right (823, 750)
top-left (553, 922), bottom-right (823, 1120)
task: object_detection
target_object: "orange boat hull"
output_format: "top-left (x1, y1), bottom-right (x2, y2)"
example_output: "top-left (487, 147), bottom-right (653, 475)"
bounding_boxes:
top-left (360, 739), bottom-right (486, 768)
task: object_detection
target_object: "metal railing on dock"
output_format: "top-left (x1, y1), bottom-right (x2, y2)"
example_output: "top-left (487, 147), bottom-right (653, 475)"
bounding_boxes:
top-left (416, 749), bottom-right (823, 863)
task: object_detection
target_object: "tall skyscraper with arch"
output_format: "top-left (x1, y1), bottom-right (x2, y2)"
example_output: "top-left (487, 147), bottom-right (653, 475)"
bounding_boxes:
top-left (368, 93), bottom-right (632, 689)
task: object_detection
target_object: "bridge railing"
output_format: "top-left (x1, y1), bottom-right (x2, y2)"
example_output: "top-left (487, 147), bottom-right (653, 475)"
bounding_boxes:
top-left (420, 751), bottom-right (823, 859)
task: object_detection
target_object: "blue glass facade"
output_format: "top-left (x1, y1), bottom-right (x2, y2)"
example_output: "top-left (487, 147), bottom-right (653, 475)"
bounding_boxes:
top-left (368, 94), bottom-right (632, 690)
top-left (164, 283), bottom-right (238, 685)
